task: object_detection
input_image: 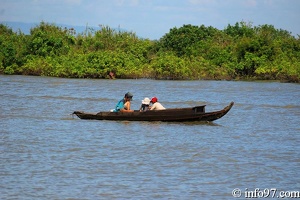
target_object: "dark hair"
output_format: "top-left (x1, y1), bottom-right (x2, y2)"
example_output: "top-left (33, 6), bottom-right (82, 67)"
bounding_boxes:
top-left (125, 92), bottom-right (133, 98)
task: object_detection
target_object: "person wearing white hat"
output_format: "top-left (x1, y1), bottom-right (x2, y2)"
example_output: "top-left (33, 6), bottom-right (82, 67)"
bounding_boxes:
top-left (139, 97), bottom-right (151, 111)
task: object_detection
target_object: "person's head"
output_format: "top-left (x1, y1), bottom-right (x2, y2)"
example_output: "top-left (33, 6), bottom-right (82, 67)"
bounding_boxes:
top-left (150, 97), bottom-right (158, 103)
top-left (142, 97), bottom-right (150, 105)
top-left (125, 92), bottom-right (133, 101)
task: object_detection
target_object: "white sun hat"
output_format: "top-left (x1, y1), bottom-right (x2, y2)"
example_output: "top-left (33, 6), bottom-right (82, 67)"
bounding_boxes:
top-left (142, 97), bottom-right (150, 105)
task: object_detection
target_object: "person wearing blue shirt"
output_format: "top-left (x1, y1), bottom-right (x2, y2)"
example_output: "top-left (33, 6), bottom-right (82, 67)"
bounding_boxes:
top-left (114, 92), bottom-right (134, 112)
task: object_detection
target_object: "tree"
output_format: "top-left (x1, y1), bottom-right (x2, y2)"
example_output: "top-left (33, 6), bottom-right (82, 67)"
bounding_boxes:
top-left (159, 24), bottom-right (218, 56)
top-left (28, 22), bottom-right (73, 57)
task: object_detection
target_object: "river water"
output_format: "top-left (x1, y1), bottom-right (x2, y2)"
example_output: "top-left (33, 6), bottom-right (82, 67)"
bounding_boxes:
top-left (1, 75), bottom-right (299, 199)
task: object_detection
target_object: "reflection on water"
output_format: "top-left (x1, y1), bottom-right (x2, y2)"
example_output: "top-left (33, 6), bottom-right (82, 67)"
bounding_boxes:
top-left (1, 75), bottom-right (299, 199)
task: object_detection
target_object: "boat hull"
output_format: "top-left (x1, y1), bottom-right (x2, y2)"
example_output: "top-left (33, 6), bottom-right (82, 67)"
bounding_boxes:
top-left (73, 102), bottom-right (234, 122)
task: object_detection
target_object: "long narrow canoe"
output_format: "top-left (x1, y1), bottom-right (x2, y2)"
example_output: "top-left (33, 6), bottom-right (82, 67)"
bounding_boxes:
top-left (73, 102), bottom-right (234, 122)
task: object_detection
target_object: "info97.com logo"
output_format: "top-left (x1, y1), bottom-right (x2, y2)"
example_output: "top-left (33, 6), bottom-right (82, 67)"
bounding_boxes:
top-left (232, 188), bottom-right (300, 198)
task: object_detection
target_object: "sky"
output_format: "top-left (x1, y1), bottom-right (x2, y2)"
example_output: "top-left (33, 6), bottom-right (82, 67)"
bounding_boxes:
top-left (0, 0), bottom-right (299, 39)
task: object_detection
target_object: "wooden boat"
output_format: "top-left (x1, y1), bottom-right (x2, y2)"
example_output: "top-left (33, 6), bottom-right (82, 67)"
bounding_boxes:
top-left (72, 102), bottom-right (234, 122)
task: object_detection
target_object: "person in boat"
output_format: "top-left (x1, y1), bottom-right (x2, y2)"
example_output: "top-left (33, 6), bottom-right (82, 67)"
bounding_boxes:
top-left (150, 97), bottom-right (166, 110)
top-left (139, 97), bottom-right (150, 111)
top-left (114, 92), bottom-right (134, 112)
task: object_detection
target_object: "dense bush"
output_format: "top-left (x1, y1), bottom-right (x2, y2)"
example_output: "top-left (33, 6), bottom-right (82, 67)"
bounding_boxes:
top-left (0, 21), bottom-right (299, 82)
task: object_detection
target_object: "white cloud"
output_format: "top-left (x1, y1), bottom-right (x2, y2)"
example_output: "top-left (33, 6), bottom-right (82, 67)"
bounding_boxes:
top-left (114, 0), bottom-right (125, 6)
top-left (130, 0), bottom-right (139, 6)
top-left (243, 0), bottom-right (257, 7)
top-left (188, 0), bottom-right (215, 5)
top-left (114, 0), bottom-right (140, 6)
top-left (1, 0), bottom-right (299, 39)
top-left (64, 0), bottom-right (82, 5)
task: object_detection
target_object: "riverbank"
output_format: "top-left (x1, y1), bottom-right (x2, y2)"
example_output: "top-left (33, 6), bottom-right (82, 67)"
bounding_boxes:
top-left (1, 73), bottom-right (299, 83)
top-left (1, 22), bottom-right (299, 83)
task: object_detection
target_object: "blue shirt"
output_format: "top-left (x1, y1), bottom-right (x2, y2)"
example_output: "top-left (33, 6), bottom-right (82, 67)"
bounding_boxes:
top-left (114, 99), bottom-right (125, 112)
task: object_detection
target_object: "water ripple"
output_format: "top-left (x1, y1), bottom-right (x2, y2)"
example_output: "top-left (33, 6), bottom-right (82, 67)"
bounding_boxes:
top-left (1, 75), bottom-right (299, 199)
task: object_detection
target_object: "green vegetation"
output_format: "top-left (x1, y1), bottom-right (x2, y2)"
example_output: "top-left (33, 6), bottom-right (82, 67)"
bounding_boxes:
top-left (1, 21), bottom-right (299, 82)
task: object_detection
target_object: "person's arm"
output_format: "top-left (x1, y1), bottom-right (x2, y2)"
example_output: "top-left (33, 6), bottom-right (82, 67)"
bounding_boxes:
top-left (139, 104), bottom-right (143, 111)
top-left (120, 109), bottom-right (134, 112)
top-left (127, 101), bottom-right (131, 110)
top-left (150, 103), bottom-right (156, 110)
top-left (120, 101), bottom-right (134, 112)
